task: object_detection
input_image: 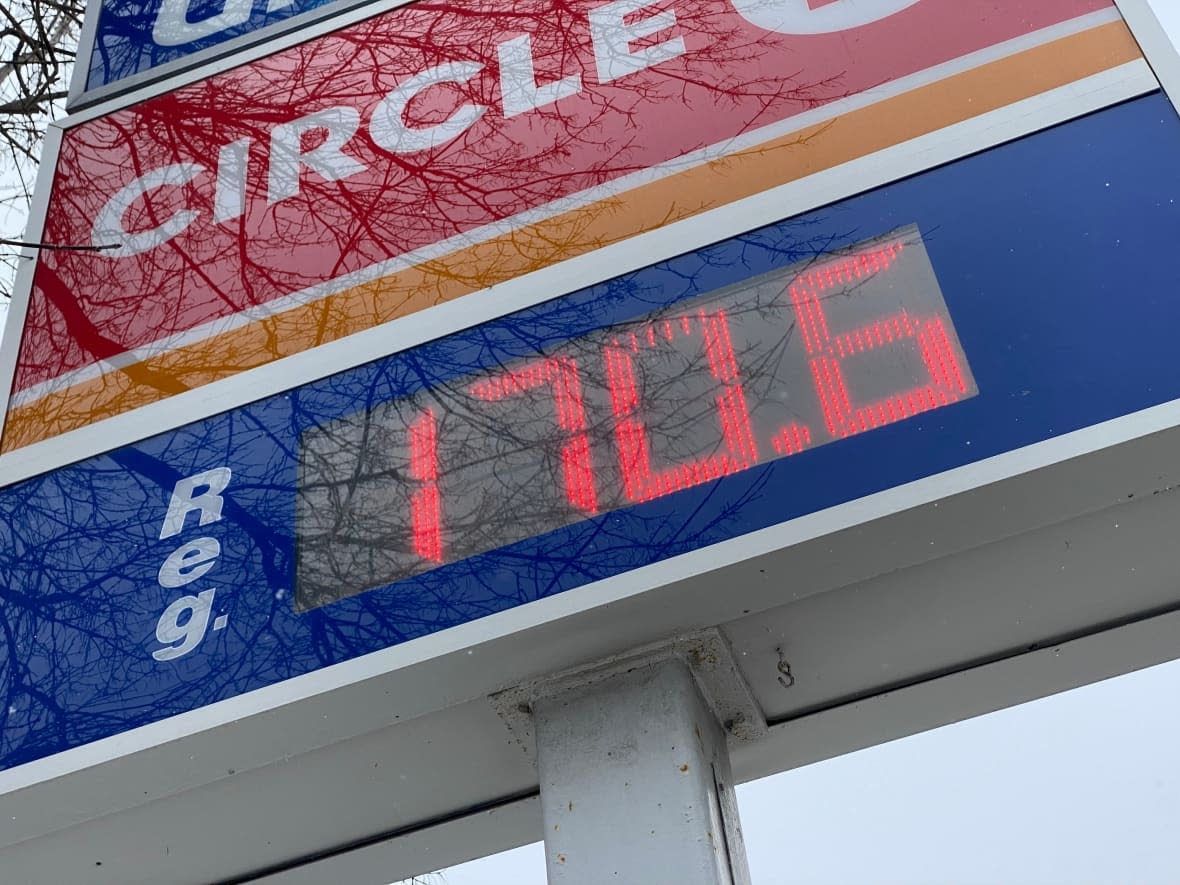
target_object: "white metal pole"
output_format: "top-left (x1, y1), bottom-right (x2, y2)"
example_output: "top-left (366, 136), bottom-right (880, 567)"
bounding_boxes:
top-left (532, 659), bottom-right (753, 885)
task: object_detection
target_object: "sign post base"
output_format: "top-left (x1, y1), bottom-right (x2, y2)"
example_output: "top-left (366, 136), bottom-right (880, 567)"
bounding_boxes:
top-left (532, 658), bottom-right (753, 885)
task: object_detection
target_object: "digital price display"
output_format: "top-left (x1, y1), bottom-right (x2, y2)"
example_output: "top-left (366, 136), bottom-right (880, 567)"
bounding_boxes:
top-left (296, 225), bottom-right (976, 609)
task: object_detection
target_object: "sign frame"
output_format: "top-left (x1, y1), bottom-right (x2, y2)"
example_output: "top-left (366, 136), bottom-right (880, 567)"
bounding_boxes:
top-left (1117, 0), bottom-right (1180, 108)
top-left (3, 4), bottom-right (1180, 880)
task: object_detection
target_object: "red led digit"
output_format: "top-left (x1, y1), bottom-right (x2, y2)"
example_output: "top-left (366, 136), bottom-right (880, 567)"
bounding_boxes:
top-left (789, 241), bottom-right (970, 439)
top-left (409, 408), bottom-right (442, 563)
top-left (469, 357), bottom-right (598, 513)
top-left (604, 309), bottom-right (758, 504)
top-left (771, 423), bottom-right (812, 456)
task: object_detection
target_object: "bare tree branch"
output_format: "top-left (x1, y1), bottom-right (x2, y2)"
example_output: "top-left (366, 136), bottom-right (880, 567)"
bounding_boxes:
top-left (0, 236), bottom-right (119, 251)
top-left (0, 0), bottom-right (83, 300)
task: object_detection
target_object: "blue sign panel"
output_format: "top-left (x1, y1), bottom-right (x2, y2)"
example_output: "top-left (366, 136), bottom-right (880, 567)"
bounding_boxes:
top-left (3, 93), bottom-right (1179, 770)
top-left (80, 0), bottom-right (340, 92)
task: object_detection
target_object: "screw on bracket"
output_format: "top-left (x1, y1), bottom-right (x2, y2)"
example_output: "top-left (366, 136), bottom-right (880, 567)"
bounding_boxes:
top-left (776, 647), bottom-right (795, 689)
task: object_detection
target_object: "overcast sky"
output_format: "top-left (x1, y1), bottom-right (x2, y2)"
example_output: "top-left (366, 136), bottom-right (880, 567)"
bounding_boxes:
top-left (1153, 0), bottom-right (1180, 35)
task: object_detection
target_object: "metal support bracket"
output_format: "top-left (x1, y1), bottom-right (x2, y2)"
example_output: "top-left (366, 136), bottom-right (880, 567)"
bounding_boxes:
top-left (490, 628), bottom-right (768, 764)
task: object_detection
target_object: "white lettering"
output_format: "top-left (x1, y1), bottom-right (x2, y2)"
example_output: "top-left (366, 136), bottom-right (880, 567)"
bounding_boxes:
top-left (108, 0), bottom-right (916, 263)
top-left (214, 137), bottom-right (251, 223)
top-left (153, 589), bottom-right (216, 661)
top-left (498, 34), bottom-right (583, 118)
top-left (728, 0), bottom-right (922, 35)
top-left (268, 106), bottom-right (366, 204)
top-left (589, 0), bottom-right (686, 84)
top-left (92, 163), bottom-right (203, 258)
top-left (152, 0), bottom-right (253, 47)
top-left (370, 61), bottom-right (487, 154)
top-left (159, 467), bottom-right (232, 540)
top-left (158, 537), bottom-right (222, 588)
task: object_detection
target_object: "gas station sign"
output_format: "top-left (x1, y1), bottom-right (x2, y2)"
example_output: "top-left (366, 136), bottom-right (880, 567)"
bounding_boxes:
top-left (2, 0), bottom-right (1179, 881)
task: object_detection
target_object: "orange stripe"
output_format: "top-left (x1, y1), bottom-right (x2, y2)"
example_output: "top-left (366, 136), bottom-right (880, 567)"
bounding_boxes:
top-left (1, 19), bottom-right (1143, 453)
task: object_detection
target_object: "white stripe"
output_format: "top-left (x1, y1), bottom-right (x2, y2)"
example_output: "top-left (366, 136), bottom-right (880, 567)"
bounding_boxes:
top-left (8, 9), bottom-right (1122, 410)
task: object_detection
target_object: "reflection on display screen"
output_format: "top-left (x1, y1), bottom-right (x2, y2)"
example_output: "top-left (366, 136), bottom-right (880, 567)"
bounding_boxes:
top-left (295, 225), bottom-right (977, 609)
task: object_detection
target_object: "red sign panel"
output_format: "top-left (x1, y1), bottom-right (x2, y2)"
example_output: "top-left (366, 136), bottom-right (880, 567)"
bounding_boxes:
top-left (3, 0), bottom-right (1132, 453)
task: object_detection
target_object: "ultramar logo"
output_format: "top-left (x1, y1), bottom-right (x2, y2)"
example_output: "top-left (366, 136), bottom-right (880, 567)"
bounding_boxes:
top-left (153, 467), bottom-right (232, 661)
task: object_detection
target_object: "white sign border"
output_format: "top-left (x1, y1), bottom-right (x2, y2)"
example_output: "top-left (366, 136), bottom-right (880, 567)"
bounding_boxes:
top-left (1117, 0), bottom-right (1180, 113)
